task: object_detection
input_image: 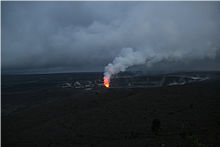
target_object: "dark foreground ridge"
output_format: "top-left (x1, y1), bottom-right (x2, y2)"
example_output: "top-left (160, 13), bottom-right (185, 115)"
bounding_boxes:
top-left (2, 71), bottom-right (220, 146)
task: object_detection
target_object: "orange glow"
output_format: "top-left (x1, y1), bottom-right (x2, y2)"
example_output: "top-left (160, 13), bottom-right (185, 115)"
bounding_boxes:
top-left (104, 77), bottom-right (110, 88)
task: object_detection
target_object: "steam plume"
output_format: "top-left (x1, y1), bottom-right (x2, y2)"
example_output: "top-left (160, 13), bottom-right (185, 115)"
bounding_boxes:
top-left (104, 48), bottom-right (147, 84)
top-left (103, 46), bottom-right (218, 85)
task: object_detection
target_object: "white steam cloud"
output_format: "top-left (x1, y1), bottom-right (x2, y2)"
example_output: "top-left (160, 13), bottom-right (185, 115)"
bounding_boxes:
top-left (101, 2), bottom-right (220, 80)
top-left (104, 46), bottom-right (218, 83)
top-left (104, 48), bottom-right (147, 79)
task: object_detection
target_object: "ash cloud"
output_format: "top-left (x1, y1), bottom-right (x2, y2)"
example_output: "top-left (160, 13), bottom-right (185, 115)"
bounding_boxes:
top-left (2, 1), bottom-right (220, 74)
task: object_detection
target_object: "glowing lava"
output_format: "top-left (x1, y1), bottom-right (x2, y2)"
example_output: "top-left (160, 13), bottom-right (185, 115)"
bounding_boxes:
top-left (104, 77), bottom-right (110, 88)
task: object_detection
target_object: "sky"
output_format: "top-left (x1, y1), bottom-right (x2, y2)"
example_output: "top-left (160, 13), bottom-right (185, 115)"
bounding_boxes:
top-left (2, 1), bottom-right (220, 74)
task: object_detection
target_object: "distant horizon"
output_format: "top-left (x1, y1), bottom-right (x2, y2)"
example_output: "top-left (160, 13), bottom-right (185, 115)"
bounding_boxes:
top-left (2, 69), bottom-right (220, 76)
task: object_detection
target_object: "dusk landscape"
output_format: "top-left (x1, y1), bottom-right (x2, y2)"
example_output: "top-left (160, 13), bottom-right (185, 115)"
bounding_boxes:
top-left (2, 1), bottom-right (220, 146)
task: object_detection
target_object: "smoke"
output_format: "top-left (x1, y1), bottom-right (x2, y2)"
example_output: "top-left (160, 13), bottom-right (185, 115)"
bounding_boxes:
top-left (102, 2), bottom-right (220, 82)
top-left (104, 45), bottom-right (218, 82)
top-left (104, 48), bottom-right (146, 79)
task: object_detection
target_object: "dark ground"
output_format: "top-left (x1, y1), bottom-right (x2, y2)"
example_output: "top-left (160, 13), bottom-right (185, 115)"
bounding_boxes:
top-left (2, 72), bottom-right (220, 147)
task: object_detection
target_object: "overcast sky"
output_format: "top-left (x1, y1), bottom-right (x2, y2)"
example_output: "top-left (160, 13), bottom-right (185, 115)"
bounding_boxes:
top-left (2, 1), bottom-right (220, 74)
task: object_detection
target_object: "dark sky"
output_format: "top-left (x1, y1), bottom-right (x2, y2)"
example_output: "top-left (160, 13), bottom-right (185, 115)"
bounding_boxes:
top-left (2, 1), bottom-right (220, 74)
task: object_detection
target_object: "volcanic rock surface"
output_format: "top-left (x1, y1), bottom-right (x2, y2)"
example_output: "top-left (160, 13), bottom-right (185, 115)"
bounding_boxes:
top-left (2, 71), bottom-right (220, 146)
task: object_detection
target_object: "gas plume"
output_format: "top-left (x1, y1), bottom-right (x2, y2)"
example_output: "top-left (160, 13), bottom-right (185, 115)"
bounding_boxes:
top-left (103, 46), bottom-right (218, 87)
top-left (103, 48), bottom-right (147, 87)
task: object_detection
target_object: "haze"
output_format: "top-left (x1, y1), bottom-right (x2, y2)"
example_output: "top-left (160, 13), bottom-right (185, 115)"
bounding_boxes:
top-left (2, 1), bottom-right (220, 74)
